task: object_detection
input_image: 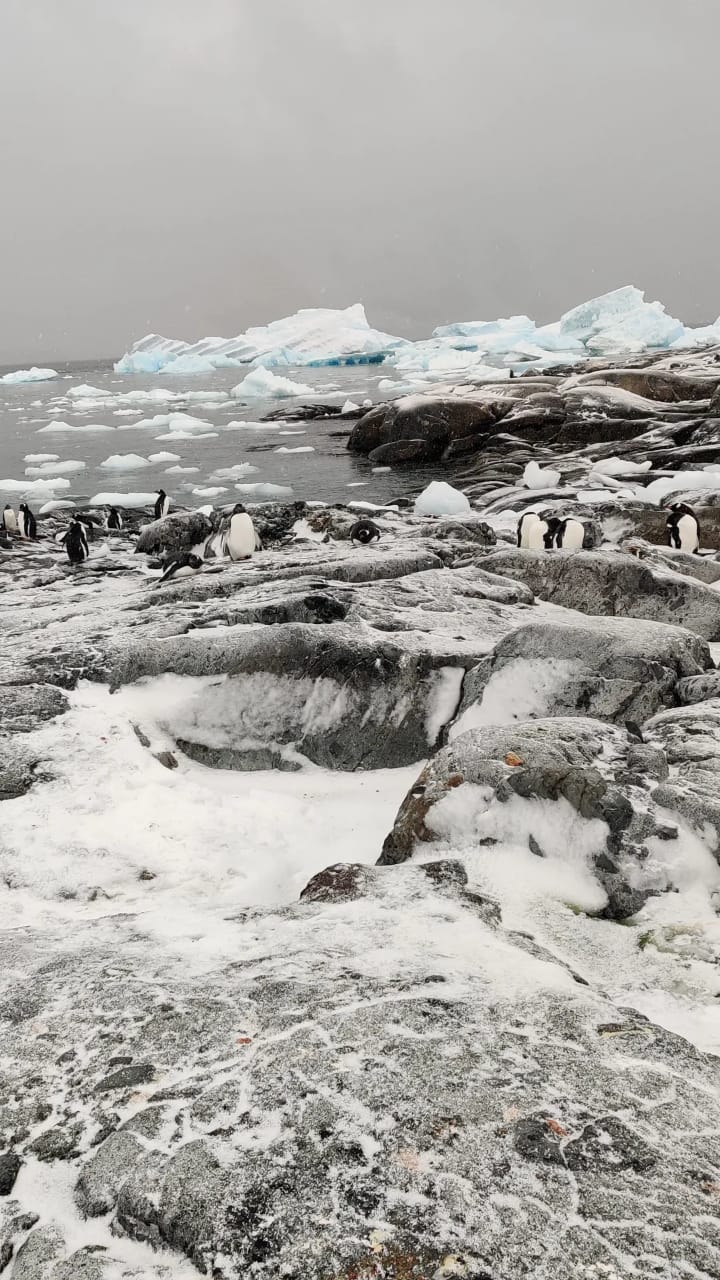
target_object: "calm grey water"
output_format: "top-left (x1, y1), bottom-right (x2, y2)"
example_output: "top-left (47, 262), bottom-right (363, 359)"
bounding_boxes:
top-left (0, 360), bottom-right (434, 512)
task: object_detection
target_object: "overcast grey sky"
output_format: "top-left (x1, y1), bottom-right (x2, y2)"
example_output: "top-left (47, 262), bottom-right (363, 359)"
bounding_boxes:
top-left (1, 0), bottom-right (718, 361)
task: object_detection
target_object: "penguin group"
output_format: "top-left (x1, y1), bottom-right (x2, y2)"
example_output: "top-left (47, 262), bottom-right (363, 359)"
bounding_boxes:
top-left (2, 502), bottom-right (37, 540)
top-left (517, 511), bottom-right (590, 552)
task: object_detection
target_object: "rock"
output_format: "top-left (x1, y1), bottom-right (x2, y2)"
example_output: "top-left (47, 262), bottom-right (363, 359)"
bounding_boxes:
top-left (676, 671), bottom-right (720, 704)
top-left (453, 614), bottom-right (709, 733)
top-left (300, 863), bottom-right (375, 903)
top-left (74, 1130), bottom-right (144, 1217)
top-left (134, 510), bottom-right (213, 557)
top-left (514, 1116), bottom-right (565, 1165)
top-left (348, 396), bottom-right (496, 458)
top-left (570, 366), bottom-right (720, 402)
top-left (0, 1154), bottom-right (20, 1196)
top-left (0, 742), bottom-right (38, 801)
top-left (368, 439), bottom-right (437, 465)
top-left (563, 1115), bottom-right (657, 1174)
top-left (117, 1140), bottom-right (230, 1271)
top-left (28, 1125), bottom-right (80, 1162)
top-left (10, 1226), bottom-right (63, 1280)
top-left (95, 1062), bottom-right (155, 1093)
top-left (0, 686), bottom-right (68, 733)
top-left (380, 717), bottom-right (679, 918)
top-left (482, 548), bottom-right (720, 639)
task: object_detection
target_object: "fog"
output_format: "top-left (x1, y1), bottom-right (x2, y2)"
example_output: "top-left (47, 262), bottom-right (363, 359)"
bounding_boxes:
top-left (1, 0), bottom-right (718, 361)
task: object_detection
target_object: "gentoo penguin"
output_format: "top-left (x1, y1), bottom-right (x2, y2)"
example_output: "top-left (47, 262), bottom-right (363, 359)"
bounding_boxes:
top-left (666, 502), bottom-right (700, 553)
top-left (107, 506), bottom-right (123, 531)
top-left (156, 553), bottom-right (203, 585)
top-left (2, 504), bottom-right (17, 535)
top-left (350, 518), bottom-right (381, 546)
top-left (17, 503), bottom-right (37, 540)
top-left (62, 516), bottom-right (90, 565)
top-left (154, 490), bottom-right (171, 520)
top-left (224, 503), bottom-right (260, 561)
top-left (554, 517), bottom-right (586, 551)
top-left (517, 511), bottom-right (541, 548)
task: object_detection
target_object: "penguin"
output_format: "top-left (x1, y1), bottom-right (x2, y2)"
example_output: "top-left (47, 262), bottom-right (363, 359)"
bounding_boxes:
top-left (154, 490), bottom-right (171, 520)
top-left (542, 517), bottom-right (563, 549)
top-left (224, 503), bottom-right (261, 561)
top-left (517, 511), bottom-right (541, 549)
top-left (665, 502), bottom-right (700, 554)
top-left (62, 516), bottom-right (89, 565)
top-left (2, 504), bottom-right (17, 535)
top-left (554, 517), bottom-right (586, 551)
top-left (17, 503), bottom-right (37, 540)
top-left (350, 518), bottom-right (381, 546)
top-left (156, 553), bottom-right (203, 585)
top-left (107, 506), bottom-right (123, 531)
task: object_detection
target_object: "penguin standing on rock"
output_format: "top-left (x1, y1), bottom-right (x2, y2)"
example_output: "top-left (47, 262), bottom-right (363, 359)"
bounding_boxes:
top-left (554, 517), bottom-right (587, 551)
top-left (154, 490), bottom-right (171, 520)
top-left (666, 502), bottom-right (700, 553)
top-left (517, 511), bottom-right (541, 548)
top-left (224, 503), bottom-right (261, 560)
top-left (2, 505), bottom-right (17, 535)
top-left (62, 516), bottom-right (90, 565)
top-left (18, 503), bottom-right (37, 540)
top-left (107, 506), bottom-right (123, 531)
top-left (156, 553), bottom-right (203, 586)
top-left (350, 518), bottom-right (381, 546)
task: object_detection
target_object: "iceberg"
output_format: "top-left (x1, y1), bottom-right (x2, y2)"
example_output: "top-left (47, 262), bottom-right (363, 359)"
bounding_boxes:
top-left (0, 477), bottom-right (71, 493)
top-left (115, 304), bottom-right (406, 374)
top-left (231, 368), bottom-right (314, 399)
top-left (100, 454), bottom-right (150, 470)
top-left (24, 453), bottom-right (59, 463)
top-left (89, 492), bottom-right (157, 508)
top-left (0, 367), bottom-right (58, 384)
top-left (25, 460), bottom-right (85, 477)
top-left (234, 482), bottom-right (294, 500)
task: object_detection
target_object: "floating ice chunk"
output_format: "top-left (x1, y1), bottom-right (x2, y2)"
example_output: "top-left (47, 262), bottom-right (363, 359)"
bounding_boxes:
top-left (115, 305), bottom-right (406, 373)
top-left (231, 368), bottom-right (314, 398)
top-left (89, 492), bottom-right (156, 507)
top-left (155, 430), bottom-right (218, 441)
top-left (164, 465), bottom-right (200, 474)
top-left (213, 464), bottom-right (260, 480)
top-left (234, 482), bottom-right (294, 499)
top-left (192, 486), bottom-right (228, 498)
top-left (100, 453), bottom-right (150, 470)
top-left (0, 477), bottom-right (71, 493)
top-left (274, 446), bottom-right (315, 454)
top-left (24, 453), bottom-right (59, 463)
top-left (37, 421), bottom-right (112, 434)
top-left (25, 459), bottom-right (85, 477)
top-left (0, 367), bottom-right (58, 384)
top-left (147, 451), bottom-right (181, 463)
top-left (341, 399), bottom-right (360, 413)
top-left (414, 481), bottom-right (471, 517)
top-left (591, 456), bottom-right (653, 476)
top-left (524, 461), bottom-right (561, 489)
top-left (39, 499), bottom-right (76, 513)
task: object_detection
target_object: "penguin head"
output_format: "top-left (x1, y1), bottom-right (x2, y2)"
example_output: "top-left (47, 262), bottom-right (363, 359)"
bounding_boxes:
top-left (231, 503), bottom-right (247, 516)
top-left (19, 503), bottom-right (28, 514)
top-left (187, 554), bottom-right (203, 569)
top-left (156, 489), bottom-right (166, 500)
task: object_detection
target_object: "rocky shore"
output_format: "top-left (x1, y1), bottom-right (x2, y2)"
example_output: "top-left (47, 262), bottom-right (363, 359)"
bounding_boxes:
top-left (2, 349), bottom-right (720, 1278)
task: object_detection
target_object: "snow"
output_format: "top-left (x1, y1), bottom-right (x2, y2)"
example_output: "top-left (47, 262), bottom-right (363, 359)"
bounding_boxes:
top-left (414, 481), bottom-right (471, 517)
top-left (114, 304), bottom-right (406, 374)
top-left (450, 658), bottom-right (581, 738)
top-left (231, 368), bottom-right (314, 399)
top-left (0, 366), bottom-right (58, 384)
top-left (88, 491), bottom-right (157, 507)
top-left (523, 460), bottom-right (561, 490)
top-left (642, 471), bottom-right (720, 503)
top-left (100, 453), bottom-right (150, 470)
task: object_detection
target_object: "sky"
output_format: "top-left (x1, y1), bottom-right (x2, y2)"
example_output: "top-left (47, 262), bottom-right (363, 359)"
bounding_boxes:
top-left (1, 0), bottom-right (719, 362)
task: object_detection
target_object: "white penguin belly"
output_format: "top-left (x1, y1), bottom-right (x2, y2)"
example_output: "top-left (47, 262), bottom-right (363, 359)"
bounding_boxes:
top-left (519, 515), bottom-right (540, 548)
top-left (560, 519), bottom-right (585, 551)
top-left (226, 513), bottom-right (256, 560)
top-left (527, 521), bottom-right (547, 550)
top-left (677, 514), bottom-right (699, 552)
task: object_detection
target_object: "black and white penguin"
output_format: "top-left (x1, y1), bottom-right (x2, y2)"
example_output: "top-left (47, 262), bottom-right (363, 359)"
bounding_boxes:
top-left (541, 516), bottom-right (562, 549)
top-left (17, 503), bottom-right (37, 540)
top-left (665, 502), bottom-right (700, 554)
top-left (224, 503), bottom-right (261, 560)
top-left (62, 516), bottom-right (90, 565)
top-left (554, 517), bottom-right (587, 551)
top-left (517, 511), bottom-right (541, 549)
top-left (154, 490), bottom-right (171, 520)
top-left (156, 553), bottom-right (203, 585)
top-left (2, 504), bottom-right (17, 535)
top-left (350, 518), bottom-right (381, 546)
top-left (107, 506), bottom-right (123, 531)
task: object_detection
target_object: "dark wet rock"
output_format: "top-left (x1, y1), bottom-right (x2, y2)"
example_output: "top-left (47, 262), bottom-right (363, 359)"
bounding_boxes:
top-left (250, 500), bottom-right (309, 546)
top-left (368, 439), bottom-right (437, 465)
top-left (0, 1153), bottom-right (20, 1196)
top-left (349, 396), bottom-right (496, 457)
top-left (0, 742), bottom-right (38, 801)
top-left (380, 717), bottom-right (677, 918)
top-left (482, 547), bottom-right (720, 639)
top-left (176, 740), bottom-right (301, 772)
top-left (564, 1116), bottom-right (657, 1174)
top-left (455, 613), bottom-right (709, 730)
top-left (95, 1062), bottom-right (155, 1093)
top-left (514, 1116), bottom-right (565, 1165)
top-left (134, 510), bottom-right (213, 557)
top-left (0, 1242), bottom-right (11, 1273)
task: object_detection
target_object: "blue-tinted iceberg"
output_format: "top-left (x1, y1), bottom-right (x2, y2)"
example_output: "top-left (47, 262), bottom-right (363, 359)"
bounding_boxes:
top-left (115, 304), bottom-right (406, 374)
top-left (1, 367), bottom-right (59, 384)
